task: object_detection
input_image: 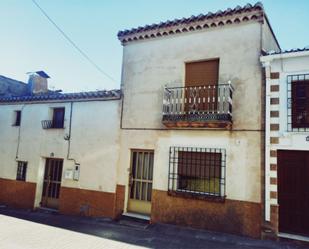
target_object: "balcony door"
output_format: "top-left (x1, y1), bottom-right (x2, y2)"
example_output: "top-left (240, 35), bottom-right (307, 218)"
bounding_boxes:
top-left (185, 59), bottom-right (219, 113)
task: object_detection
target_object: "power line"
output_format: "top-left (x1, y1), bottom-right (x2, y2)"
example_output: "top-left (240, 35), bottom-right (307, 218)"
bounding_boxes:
top-left (31, 0), bottom-right (117, 83)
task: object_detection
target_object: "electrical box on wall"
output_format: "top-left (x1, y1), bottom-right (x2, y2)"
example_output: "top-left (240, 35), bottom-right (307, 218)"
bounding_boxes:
top-left (73, 163), bottom-right (80, 181)
top-left (64, 169), bottom-right (74, 180)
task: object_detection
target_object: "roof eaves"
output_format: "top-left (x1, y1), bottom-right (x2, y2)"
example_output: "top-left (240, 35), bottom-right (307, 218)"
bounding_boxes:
top-left (118, 2), bottom-right (265, 44)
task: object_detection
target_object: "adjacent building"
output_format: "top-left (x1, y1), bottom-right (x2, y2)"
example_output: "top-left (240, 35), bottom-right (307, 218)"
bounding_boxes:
top-left (261, 48), bottom-right (309, 241)
top-left (0, 72), bottom-right (123, 218)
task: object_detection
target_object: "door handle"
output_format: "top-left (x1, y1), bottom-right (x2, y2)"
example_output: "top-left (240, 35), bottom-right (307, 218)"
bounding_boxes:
top-left (129, 174), bottom-right (133, 187)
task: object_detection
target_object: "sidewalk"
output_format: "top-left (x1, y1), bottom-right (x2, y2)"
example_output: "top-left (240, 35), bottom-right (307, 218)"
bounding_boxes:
top-left (0, 206), bottom-right (307, 249)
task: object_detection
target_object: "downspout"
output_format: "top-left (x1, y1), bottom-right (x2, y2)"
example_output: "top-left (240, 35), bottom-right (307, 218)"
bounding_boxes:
top-left (263, 61), bottom-right (271, 221)
top-left (66, 101), bottom-right (76, 163)
top-left (15, 104), bottom-right (26, 160)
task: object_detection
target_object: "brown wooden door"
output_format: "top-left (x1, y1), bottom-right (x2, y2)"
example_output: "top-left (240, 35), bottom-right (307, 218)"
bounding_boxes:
top-left (41, 158), bottom-right (63, 209)
top-left (185, 59), bottom-right (219, 112)
top-left (278, 150), bottom-right (309, 236)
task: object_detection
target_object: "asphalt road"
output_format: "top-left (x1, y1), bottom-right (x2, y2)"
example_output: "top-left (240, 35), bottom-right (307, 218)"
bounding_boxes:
top-left (0, 207), bottom-right (307, 249)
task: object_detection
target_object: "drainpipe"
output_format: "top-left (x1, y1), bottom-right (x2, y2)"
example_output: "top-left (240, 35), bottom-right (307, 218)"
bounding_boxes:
top-left (15, 104), bottom-right (26, 160)
top-left (66, 101), bottom-right (76, 164)
top-left (263, 61), bottom-right (271, 221)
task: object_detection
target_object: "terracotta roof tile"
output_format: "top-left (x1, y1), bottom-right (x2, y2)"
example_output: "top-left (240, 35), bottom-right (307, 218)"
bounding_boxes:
top-left (0, 89), bottom-right (121, 103)
top-left (118, 2), bottom-right (264, 44)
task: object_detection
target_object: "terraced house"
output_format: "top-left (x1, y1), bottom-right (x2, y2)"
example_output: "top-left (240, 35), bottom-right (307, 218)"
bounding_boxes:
top-left (116, 2), bottom-right (279, 238)
top-left (3, 2), bottom-right (308, 241)
top-left (0, 72), bottom-right (123, 218)
top-left (261, 48), bottom-right (309, 241)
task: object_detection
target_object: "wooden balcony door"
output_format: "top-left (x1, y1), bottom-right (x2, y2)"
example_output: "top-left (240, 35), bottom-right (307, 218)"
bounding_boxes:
top-left (41, 158), bottom-right (63, 209)
top-left (185, 59), bottom-right (219, 112)
top-left (128, 150), bottom-right (154, 215)
top-left (278, 150), bottom-right (309, 236)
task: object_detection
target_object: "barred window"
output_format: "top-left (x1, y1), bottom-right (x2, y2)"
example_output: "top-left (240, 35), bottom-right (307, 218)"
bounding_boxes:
top-left (16, 161), bottom-right (27, 181)
top-left (168, 147), bottom-right (226, 198)
top-left (287, 74), bottom-right (309, 131)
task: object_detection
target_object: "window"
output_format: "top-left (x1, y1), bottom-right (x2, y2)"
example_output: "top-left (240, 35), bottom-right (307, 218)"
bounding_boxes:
top-left (16, 161), bottom-right (27, 181)
top-left (13, 110), bottom-right (21, 126)
top-left (287, 74), bottom-right (309, 131)
top-left (52, 107), bottom-right (65, 128)
top-left (292, 81), bottom-right (309, 128)
top-left (168, 147), bottom-right (226, 198)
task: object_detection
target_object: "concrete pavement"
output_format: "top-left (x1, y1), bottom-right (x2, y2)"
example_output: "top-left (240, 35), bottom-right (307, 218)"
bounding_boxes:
top-left (0, 207), bottom-right (307, 249)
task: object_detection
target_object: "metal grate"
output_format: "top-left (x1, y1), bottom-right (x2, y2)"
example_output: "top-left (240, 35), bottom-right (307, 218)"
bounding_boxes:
top-left (16, 161), bottom-right (27, 181)
top-left (287, 74), bottom-right (309, 132)
top-left (168, 147), bottom-right (226, 198)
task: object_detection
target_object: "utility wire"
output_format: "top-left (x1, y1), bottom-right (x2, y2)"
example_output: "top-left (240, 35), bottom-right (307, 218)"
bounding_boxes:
top-left (31, 0), bottom-right (117, 83)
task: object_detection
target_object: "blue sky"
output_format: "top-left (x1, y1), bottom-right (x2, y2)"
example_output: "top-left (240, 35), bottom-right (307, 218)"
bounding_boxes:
top-left (0, 0), bottom-right (308, 92)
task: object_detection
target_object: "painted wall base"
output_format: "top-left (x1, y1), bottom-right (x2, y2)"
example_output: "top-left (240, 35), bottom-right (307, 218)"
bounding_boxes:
top-left (151, 189), bottom-right (262, 238)
top-left (58, 185), bottom-right (125, 219)
top-left (0, 178), bottom-right (36, 209)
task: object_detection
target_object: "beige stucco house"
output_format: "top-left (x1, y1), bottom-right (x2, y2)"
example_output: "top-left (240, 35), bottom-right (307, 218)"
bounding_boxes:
top-left (116, 2), bottom-right (279, 238)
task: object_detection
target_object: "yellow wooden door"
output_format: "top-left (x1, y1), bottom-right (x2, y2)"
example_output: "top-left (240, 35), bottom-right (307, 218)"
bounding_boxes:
top-left (128, 150), bottom-right (154, 215)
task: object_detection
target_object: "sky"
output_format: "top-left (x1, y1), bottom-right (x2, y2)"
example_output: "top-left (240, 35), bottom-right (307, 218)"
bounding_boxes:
top-left (0, 0), bottom-right (308, 92)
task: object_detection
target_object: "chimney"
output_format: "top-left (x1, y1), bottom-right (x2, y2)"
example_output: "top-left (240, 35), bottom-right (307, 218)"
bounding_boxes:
top-left (28, 71), bottom-right (50, 95)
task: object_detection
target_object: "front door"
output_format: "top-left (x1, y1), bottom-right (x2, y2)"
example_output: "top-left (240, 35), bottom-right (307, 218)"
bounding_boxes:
top-left (128, 150), bottom-right (154, 215)
top-left (278, 150), bottom-right (309, 236)
top-left (41, 158), bottom-right (63, 209)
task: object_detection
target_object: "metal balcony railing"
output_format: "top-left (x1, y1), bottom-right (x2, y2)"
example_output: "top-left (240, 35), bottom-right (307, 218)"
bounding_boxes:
top-left (162, 83), bottom-right (234, 126)
top-left (41, 120), bottom-right (64, 129)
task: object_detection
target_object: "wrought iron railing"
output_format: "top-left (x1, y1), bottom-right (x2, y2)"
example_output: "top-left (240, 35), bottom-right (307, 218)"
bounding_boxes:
top-left (162, 83), bottom-right (234, 123)
top-left (41, 120), bottom-right (53, 129)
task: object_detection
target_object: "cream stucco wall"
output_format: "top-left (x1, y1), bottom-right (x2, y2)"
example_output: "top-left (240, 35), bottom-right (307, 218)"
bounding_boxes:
top-left (0, 99), bottom-right (121, 207)
top-left (121, 22), bottom-right (264, 130)
top-left (118, 20), bottom-right (279, 210)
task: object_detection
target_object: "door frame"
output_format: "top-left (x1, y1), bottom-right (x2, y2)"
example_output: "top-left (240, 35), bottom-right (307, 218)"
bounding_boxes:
top-left (41, 157), bottom-right (64, 209)
top-left (127, 149), bottom-right (154, 215)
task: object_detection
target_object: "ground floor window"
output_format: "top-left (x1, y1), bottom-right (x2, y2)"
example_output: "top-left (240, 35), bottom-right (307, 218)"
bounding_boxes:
top-left (16, 161), bottom-right (27, 181)
top-left (168, 147), bottom-right (226, 197)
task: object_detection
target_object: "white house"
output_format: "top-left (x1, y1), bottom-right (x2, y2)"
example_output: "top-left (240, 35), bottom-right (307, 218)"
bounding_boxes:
top-left (0, 72), bottom-right (123, 218)
top-left (261, 48), bottom-right (309, 241)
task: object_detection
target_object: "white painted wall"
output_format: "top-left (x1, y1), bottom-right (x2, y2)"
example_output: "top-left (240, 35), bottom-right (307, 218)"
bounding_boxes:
top-left (0, 99), bottom-right (121, 207)
top-left (261, 51), bottom-right (309, 220)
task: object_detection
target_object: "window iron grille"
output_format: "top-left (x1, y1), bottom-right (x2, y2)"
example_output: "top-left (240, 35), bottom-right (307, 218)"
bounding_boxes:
top-left (16, 161), bottom-right (27, 181)
top-left (287, 74), bottom-right (309, 132)
top-left (168, 146), bottom-right (226, 198)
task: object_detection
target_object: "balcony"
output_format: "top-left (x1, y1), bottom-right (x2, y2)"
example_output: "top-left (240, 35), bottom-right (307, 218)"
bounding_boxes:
top-left (41, 120), bottom-right (64, 129)
top-left (162, 83), bottom-right (234, 129)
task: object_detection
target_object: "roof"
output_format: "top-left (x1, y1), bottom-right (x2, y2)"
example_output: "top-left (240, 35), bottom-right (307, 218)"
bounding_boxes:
top-left (0, 89), bottom-right (121, 104)
top-left (35, 71), bottom-right (50, 78)
top-left (260, 47), bottom-right (309, 63)
top-left (0, 75), bottom-right (28, 97)
top-left (267, 47), bottom-right (309, 55)
top-left (118, 2), bottom-right (265, 44)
